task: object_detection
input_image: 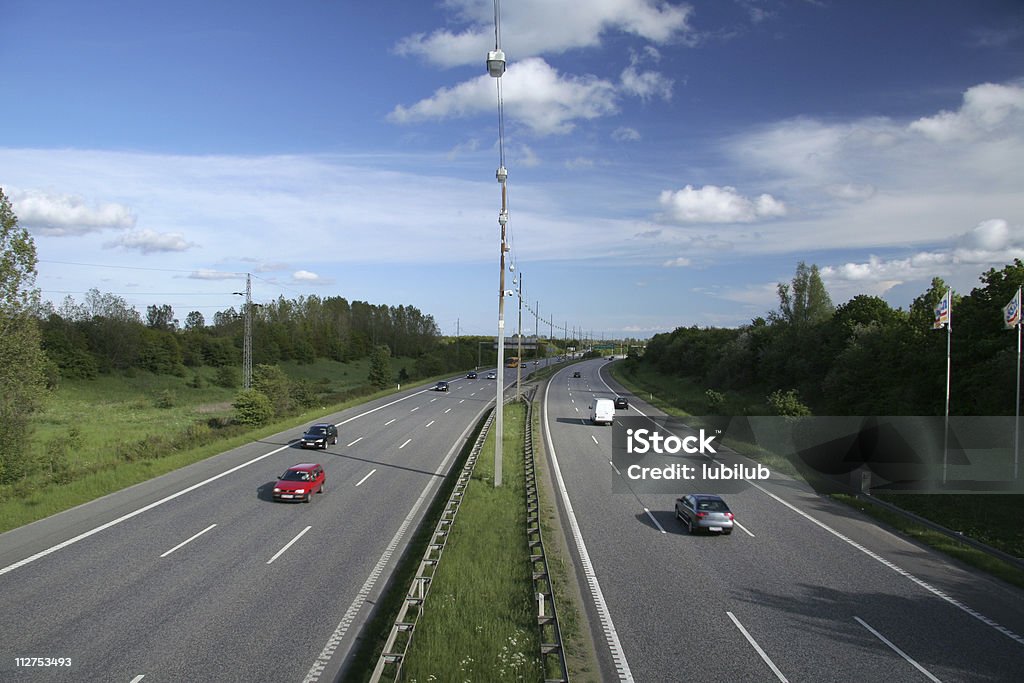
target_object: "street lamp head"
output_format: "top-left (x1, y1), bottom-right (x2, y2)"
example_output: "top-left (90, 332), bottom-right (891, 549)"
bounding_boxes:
top-left (498, 209), bottom-right (508, 226)
top-left (486, 49), bottom-right (506, 78)
top-left (496, 165), bottom-right (508, 183)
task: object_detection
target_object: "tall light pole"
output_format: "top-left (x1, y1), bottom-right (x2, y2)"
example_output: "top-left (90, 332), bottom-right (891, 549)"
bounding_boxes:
top-left (489, 30), bottom-right (508, 487)
top-left (516, 271), bottom-right (523, 398)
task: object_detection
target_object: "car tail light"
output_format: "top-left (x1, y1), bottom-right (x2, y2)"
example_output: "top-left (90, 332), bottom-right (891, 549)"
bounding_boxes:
top-left (725, 512), bottom-right (735, 520)
top-left (695, 512), bottom-right (707, 519)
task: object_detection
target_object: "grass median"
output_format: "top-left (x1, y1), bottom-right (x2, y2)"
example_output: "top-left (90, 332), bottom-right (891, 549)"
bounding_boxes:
top-left (398, 401), bottom-right (544, 682)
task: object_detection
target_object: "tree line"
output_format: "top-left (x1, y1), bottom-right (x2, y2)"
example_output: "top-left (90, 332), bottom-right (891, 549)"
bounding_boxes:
top-left (37, 290), bottom-right (442, 381)
top-left (634, 261), bottom-right (1024, 417)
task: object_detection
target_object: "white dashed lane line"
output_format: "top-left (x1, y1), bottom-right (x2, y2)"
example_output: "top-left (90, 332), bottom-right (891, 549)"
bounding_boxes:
top-left (384, 418), bottom-right (396, 426)
top-left (160, 524), bottom-right (217, 558)
top-left (399, 439), bottom-right (412, 449)
top-left (267, 526), bottom-right (312, 565)
top-left (346, 437), bottom-right (363, 448)
top-left (355, 469), bottom-right (376, 487)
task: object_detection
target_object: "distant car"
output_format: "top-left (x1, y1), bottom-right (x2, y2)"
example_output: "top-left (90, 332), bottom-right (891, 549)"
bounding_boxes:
top-left (273, 463), bottom-right (325, 503)
top-left (533, 360), bottom-right (540, 365)
top-left (435, 381), bottom-right (449, 391)
top-left (572, 371), bottom-right (581, 378)
top-left (301, 423), bottom-right (338, 449)
top-left (487, 372), bottom-right (496, 379)
top-left (520, 363), bottom-right (527, 368)
top-left (675, 494), bottom-right (734, 534)
top-left (614, 396), bottom-right (629, 410)
top-left (467, 371), bottom-right (478, 379)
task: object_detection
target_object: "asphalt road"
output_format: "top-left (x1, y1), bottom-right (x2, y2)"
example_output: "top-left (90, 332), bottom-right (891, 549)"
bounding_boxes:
top-left (543, 358), bottom-right (1024, 682)
top-left (0, 364), bottom-right (551, 683)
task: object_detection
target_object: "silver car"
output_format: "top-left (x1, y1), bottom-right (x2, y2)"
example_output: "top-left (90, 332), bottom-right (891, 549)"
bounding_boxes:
top-left (675, 494), bottom-right (734, 535)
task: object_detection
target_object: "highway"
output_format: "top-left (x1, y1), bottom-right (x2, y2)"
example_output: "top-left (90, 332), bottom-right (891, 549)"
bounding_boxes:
top-left (0, 365), bottom-right (541, 682)
top-left (543, 358), bottom-right (1024, 682)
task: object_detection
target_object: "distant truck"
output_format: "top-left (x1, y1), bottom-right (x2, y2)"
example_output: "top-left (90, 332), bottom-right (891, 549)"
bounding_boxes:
top-left (590, 398), bottom-right (615, 426)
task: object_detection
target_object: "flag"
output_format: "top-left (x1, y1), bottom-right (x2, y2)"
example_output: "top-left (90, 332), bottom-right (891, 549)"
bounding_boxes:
top-left (1005, 288), bottom-right (1022, 329)
top-left (933, 289), bottom-right (951, 329)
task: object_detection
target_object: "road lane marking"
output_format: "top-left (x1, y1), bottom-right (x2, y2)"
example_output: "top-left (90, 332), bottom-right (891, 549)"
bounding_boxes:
top-left (160, 524), bottom-right (217, 558)
top-left (749, 480), bottom-right (1024, 646)
top-left (444, 408), bottom-right (452, 414)
top-left (267, 526), bottom-right (312, 565)
top-left (591, 434), bottom-right (599, 445)
top-left (854, 617), bottom-right (942, 682)
top-left (410, 406), bottom-right (420, 413)
top-left (355, 469), bottom-right (377, 487)
top-left (384, 418), bottom-right (396, 426)
top-left (543, 376), bottom-right (634, 682)
top-left (459, 399), bottom-right (465, 404)
top-left (399, 439), bottom-right (412, 449)
top-left (643, 507), bottom-right (666, 534)
top-left (734, 520), bottom-right (756, 537)
top-left (130, 676), bottom-right (145, 683)
top-left (727, 611), bottom-right (789, 682)
top-left (429, 398), bottom-right (437, 403)
top-left (425, 420), bottom-right (435, 428)
top-left (609, 461), bottom-right (620, 475)
top-left (346, 437), bottom-right (363, 448)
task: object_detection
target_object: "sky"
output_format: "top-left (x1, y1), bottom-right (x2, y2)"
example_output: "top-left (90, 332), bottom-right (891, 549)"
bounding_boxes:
top-left (1, 0), bottom-right (1023, 340)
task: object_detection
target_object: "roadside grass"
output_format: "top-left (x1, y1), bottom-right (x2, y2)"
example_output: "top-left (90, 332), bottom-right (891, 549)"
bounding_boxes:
top-left (834, 494), bottom-right (1024, 590)
top-left (399, 402), bottom-right (545, 682)
top-left (609, 362), bottom-right (1024, 583)
top-left (0, 358), bottom-right (458, 534)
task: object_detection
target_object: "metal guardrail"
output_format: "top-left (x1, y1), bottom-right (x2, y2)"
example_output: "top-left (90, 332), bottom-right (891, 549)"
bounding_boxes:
top-left (368, 408), bottom-right (495, 682)
top-left (522, 386), bottom-right (571, 683)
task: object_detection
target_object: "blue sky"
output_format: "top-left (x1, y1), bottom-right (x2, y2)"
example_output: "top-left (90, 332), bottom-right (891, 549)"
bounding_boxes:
top-left (2, 1), bottom-right (1023, 339)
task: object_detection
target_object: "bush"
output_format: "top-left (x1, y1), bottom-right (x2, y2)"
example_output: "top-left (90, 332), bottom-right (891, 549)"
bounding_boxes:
top-left (767, 389), bottom-right (812, 417)
top-left (154, 389), bottom-right (175, 409)
top-left (705, 389), bottom-right (725, 413)
top-left (214, 365), bottom-right (240, 388)
top-left (232, 388), bottom-right (274, 426)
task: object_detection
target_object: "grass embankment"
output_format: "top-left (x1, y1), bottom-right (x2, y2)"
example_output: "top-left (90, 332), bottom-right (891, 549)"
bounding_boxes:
top-left (0, 357), bottom-right (433, 533)
top-left (609, 362), bottom-right (1024, 588)
top-left (398, 402), bottom-right (545, 682)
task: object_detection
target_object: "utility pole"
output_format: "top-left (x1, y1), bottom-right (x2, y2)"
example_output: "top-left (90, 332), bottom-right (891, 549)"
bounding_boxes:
top-left (234, 273), bottom-right (253, 390)
top-left (516, 272), bottom-right (523, 398)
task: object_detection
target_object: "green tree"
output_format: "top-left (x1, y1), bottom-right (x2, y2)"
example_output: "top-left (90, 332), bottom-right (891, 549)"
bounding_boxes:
top-left (232, 388), bottom-right (274, 426)
top-left (0, 188), bottom-right (49, 484)
top-left (252, 364), bottom-right (293, 417)
top-left (774, 261), bottom-right (834, 328)
top-left (368, 344), bottom-right (391, 389)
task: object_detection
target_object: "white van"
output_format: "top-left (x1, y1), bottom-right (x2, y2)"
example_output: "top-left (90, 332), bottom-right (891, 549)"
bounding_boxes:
top-left (590, 398), bottom-right (615, 425)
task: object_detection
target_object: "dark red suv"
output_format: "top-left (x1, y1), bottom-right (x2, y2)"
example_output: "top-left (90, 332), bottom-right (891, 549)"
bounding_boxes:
top-left (273, 463), bottom-right (325, 503)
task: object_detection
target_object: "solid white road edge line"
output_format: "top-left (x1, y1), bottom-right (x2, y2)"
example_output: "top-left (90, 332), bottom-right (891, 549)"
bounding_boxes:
top-left (160, 524), bottom-right (217, 558)
top-left (854, 616), bottom-right (942, 682)
top-left (301, 407), bottom-right (482, 683)
top-left (0, 384), bottom-right (437, 577)
top-left (727, 611), bottom-right (790, 682)
top-left (749, 480), bottom-right (1024, 646)
top-left (267, 526), bottom-right (311, 565)
top-left (355, 470), bottom-right (377, 487)
top-left (544, 372), bottom-right (635, 682)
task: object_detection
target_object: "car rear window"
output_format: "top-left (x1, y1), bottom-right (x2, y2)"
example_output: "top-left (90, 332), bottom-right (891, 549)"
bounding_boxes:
top-left (698, 500), bottom-right (728, 512)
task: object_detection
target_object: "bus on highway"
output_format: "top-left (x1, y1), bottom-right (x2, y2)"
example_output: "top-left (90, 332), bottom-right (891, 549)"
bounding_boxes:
top-left (505, 356), bottom-right (520, 368)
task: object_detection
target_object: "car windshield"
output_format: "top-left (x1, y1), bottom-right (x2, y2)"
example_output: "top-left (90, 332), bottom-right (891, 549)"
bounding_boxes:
top-left (697, 500), bottom-right (729, 512)
top-left (306, 427), bottom-right (326, 436)
top-left (280, 470), bottom-right (312, 481)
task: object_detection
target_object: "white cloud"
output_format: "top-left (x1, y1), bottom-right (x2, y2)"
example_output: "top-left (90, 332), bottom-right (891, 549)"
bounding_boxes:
top-left (658, 184), bottom-right (788, 223)
top-left (189, 269), bottom-right (242, 280)
top-left (10, 188), bottom-right (136, 236)
top-left (105, 229), bottom-right (195, 254)
top-left (612, 126), bottom-right (641, 141)
top-left (293, 270), bottom-right (320, 281)
top-left (910, 82), bottom-right (1024, 143)
top-left (826, 183), bottom-right (876, 201)
top-left (663, 257), bottom-right (692, 267)
top-left (394, 0), bottom-right (694, 68)
top-left (390, 57), bottom-right (618, 136)
top-left (620, 65), bottom-right (673, 101)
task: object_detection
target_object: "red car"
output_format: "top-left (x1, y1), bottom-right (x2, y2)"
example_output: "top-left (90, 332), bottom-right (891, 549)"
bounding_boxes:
top-left (273, 463), bottom-right (325, 503)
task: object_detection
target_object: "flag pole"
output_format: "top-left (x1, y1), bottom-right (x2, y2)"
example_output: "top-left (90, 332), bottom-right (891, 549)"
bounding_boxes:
top-left (1016, 286), bottom-right (1022, 480)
